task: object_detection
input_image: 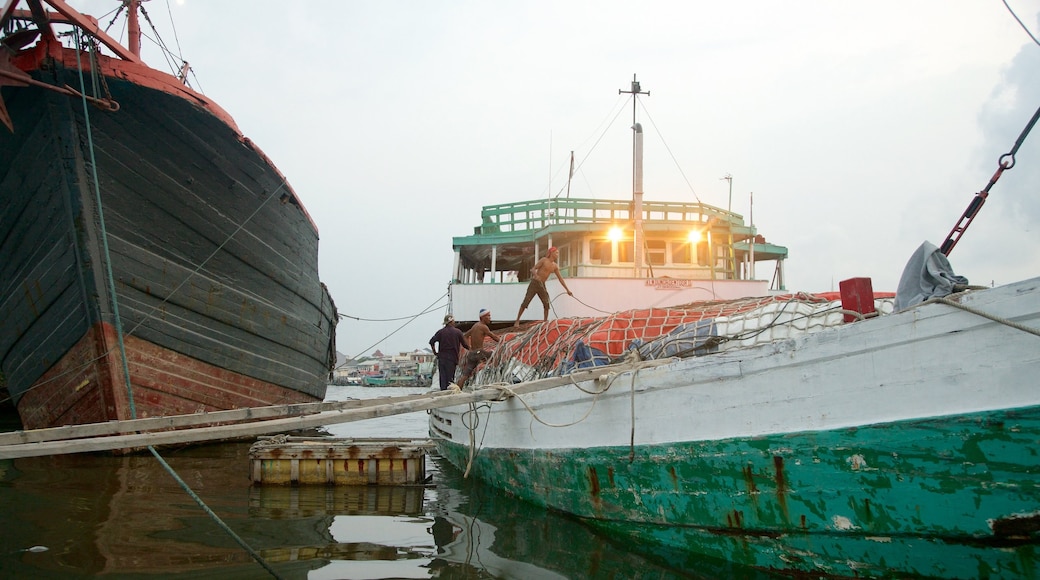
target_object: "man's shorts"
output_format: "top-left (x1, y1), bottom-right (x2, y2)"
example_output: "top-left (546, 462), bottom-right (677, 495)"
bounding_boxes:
top-left (460, 349), bottom-right (491, 378)
top-left (520, 279), bottom-right (549, 308)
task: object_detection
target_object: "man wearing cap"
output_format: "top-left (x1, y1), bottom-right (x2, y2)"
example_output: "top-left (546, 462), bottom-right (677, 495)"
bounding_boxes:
top-left (458, 308), bottom-right (500, 387)
top-left (429, 314), bottom-right (470, 390)
top-left (514, 246), bottom-right (573, 326)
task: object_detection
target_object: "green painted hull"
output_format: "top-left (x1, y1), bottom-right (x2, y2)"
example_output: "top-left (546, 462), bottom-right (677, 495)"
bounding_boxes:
top-left (435, 406), bottom-right (1040, 578)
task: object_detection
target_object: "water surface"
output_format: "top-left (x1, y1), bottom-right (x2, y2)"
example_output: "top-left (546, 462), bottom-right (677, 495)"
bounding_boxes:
top-left (0, 386), bottom-right (772, 579)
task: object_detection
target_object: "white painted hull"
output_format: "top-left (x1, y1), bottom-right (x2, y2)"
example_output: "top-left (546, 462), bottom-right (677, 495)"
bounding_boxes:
top-left (434, 276), bottom-right (1040, 452)
top-left (430, 277), bottom-right (1040, 576)
top-left (451, 277), bottom-right (770, 324)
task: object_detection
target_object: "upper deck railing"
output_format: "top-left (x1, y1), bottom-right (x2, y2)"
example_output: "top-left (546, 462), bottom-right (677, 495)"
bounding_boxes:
top-left (475, 198), bottom-right (743, 235)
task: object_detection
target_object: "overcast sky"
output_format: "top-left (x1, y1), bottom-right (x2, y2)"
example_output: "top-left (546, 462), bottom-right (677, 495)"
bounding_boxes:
top-left (78, 0), bottom-right (1040, 358)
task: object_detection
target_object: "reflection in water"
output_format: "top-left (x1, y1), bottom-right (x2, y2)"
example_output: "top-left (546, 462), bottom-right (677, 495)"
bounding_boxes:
top-left (425, 457), bottom-right (781, 580)
top-left (0, 385), bottom-right (775, 578)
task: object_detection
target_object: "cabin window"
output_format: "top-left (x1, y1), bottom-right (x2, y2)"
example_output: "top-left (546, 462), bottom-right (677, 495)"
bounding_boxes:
top-left (618, 241), bottom-right (635, 263)
top-left (646, 240), bottom-right (666, 266)
top-left (672, 242), bottom-right (692, 264)
top-left (559, 246), bottom-right (576, 273)
top-left (590, 239), bottom-right (611, 264)
top-left (696, 242), bottom-right (710, 266)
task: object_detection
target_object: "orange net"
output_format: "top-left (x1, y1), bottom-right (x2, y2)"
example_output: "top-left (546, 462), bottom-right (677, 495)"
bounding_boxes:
top-left (473, 292), bottom-right (895, 385)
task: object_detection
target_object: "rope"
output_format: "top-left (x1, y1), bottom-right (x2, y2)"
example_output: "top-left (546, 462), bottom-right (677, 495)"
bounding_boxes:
top-left (628, 368), bottom-right (638, 463)
top-left (934, 297), bottom-right (1040, 337)
top-left (460, 400), bottom-right (493, 478)
top-left (74, 32), bottom-right (137, 419)
top-left (1, 37), bottom-right (291, 406)
top-left (463, 402), bottom-right (477, 478)
top-left (148, 446), bottom-right (285, 580)
top-left (339, 295), bottom-right (447, 321)
top-left (485, 372), bottom-right (619, 429)
top-left (342, 292), bottom-right (449, 363)
top-left (551, 94), bottom-right (629, 199)
top-left (122, 183), bottom-right (287, 339)
top-left (563, 292), bottom-right (615, 315)
top-left (1003, 0), bottom-right (1040, 48)
top-left (71, 26), bottom-right (282, 580)
top-left (638, 100), bottom-right (702, 204)
top-left (457, 358), bottom-right (668, 479)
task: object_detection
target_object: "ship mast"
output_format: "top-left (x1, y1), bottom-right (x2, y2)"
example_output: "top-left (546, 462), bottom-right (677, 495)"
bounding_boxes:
top-left (126, 0), bottom-right (141, 57)
top-left (620, 74), bottom-right (649, 277)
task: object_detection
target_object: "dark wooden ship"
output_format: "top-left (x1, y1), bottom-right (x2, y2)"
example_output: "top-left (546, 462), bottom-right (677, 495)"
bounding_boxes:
top-left (0, 0), bottom-right (338, 429)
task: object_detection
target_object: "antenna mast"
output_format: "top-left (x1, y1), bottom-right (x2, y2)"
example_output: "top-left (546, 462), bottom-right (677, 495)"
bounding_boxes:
top-left (620, 75), bottom-right (650, 277)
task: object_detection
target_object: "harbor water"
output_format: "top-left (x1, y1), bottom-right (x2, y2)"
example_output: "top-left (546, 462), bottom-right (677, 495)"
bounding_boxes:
top-left (0, 386), bottom-right (775, 579)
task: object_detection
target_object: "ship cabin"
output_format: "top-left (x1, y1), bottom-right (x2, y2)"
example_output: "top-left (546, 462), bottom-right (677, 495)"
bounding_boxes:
top-left (450, 197), bottom-right (788, 327)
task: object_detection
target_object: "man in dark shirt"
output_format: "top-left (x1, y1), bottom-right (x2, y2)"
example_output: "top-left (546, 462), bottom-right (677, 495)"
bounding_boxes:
top-left (429, 314), bottom-right (470, 390)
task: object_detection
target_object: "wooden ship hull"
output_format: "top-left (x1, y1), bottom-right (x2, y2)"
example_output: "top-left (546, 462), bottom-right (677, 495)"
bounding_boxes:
top-left (0, 2), bottom-right (337, 430)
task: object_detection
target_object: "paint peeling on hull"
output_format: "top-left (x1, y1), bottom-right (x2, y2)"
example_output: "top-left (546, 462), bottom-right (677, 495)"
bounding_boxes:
top-left (434, 405), bottom-right (1040, 578)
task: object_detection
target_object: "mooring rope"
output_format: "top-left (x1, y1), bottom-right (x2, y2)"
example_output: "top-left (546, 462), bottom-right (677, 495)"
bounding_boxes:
top-left (71, 28), bottom-right (283, 580)
top-left (340, 292), bottom-right (449, 365)
top-left (934, 296), bottom-right (1040, 337)
top-left (148, 447), bottom-right (285, 580)
top-left (74, 32), bottom-right (137, 420)
top-left (459, 357), bottom-right (670, 477)
top-left (628, 368), bottom-right (639, 463)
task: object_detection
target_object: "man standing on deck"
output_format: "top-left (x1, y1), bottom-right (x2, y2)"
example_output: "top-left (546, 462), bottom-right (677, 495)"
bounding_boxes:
top-left (514, 246), bottom-right (573, 326)
top-left (458, 308), bottom-right (500, 387)
top-left (430, 315), bottom-right (470, 390)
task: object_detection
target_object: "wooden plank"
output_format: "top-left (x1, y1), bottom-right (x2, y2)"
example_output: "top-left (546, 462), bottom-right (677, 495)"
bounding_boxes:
top-left (0, 359), bottom-right (673, 458)
top-left (0, 394), bottom-right (432, 445)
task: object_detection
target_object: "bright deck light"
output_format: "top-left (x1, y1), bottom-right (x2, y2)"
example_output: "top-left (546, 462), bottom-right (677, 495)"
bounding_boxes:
top-left (688, 230), bottom-right (701, 243)
top-left (608, 226), bottom-right (624, 241)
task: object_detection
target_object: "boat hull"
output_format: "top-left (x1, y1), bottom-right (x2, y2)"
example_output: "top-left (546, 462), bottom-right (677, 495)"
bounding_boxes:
top-left (1, 47), bottom-right (337, 428)
top-left (431, 278), bottom-right (1040, 577)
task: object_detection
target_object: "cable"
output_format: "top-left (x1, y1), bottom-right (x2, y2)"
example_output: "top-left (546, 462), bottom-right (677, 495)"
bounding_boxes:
top-left (343, 293), bottom-right (449, 363)
top-left (638, 99), bottom-right (702, 204)
top-left (553, 95), bottom-right (630, 199)
top-left (162, 0), bottom-right (185, 61)
top-left (934, 296), bottom-right (1040, 337)
top-left (1003, 0), bottom-right (1040, 47)
top-left (75, 32), bottom-right (137, 419)
top-left (72, 28), bottom-right (282, 579)
top-left (148, 446), bottom-right (284, 579)
top-left (339, 294), bottom-right (447, 322)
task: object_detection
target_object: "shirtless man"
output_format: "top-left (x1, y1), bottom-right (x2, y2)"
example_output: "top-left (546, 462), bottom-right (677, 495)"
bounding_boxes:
top-left (458, 308), bottom-right (500, 387)
top-left (514, 246), bottom-right (572, 326)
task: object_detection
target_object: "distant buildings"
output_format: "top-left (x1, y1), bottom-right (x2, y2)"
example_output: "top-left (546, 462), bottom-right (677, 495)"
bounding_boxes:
top-left (332, 348), bottom-right (435, 386)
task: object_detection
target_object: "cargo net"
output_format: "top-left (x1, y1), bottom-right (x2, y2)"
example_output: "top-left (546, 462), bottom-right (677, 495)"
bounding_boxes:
top-left (472, 293), bottom-right (895, 386)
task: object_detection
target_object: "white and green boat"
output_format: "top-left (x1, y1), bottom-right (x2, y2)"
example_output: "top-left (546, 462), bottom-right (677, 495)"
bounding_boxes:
top-left (431, 274), bottom-right (1040, 577)
top-left (431, 79), bottom-right (1040, 577)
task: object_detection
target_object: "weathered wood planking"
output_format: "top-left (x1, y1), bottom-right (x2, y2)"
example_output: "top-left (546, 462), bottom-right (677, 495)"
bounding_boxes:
top-left (0, 360), bottom-right (672, 458)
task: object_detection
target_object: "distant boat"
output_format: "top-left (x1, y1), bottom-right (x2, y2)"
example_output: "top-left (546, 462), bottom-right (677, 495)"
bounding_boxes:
top-left (363, 373), bottom-right (428, 387)
top-left (362, 374), bottom-right (388, 387)
top-left (430, 78), bottom-right (1040, 576)
top-left (0, 1), bottom-right (338, 430)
